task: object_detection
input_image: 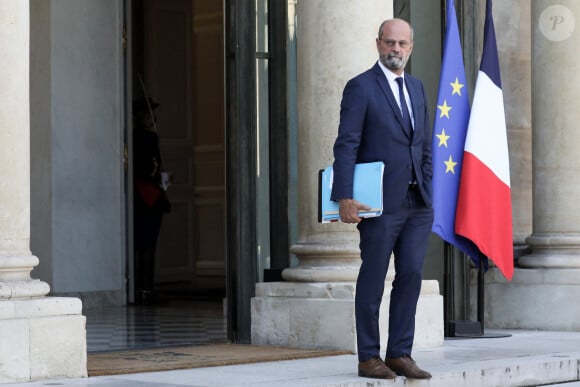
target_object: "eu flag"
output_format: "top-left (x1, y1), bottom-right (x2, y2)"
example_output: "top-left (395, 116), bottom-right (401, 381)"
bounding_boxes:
top-left (431, 0), bottom-right (480, 263)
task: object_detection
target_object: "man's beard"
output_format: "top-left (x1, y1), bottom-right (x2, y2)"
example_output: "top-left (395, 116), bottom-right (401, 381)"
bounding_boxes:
top-left (380, 53), bottom-right (408, 71)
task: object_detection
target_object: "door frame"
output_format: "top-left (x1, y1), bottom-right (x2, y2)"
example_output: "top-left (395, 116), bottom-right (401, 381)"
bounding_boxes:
top-left (224, 0), bottom-right (258, 344)
top-left (123, 0), bottom-right (136, 304)
top-left (224, 0), bottom-right (290, 344)
top-left (125, 0), bottom-right (288, 342)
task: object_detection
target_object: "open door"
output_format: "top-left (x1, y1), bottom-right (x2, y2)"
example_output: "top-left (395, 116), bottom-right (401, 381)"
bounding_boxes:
top-left (130, 0), bottom-right (226, 299)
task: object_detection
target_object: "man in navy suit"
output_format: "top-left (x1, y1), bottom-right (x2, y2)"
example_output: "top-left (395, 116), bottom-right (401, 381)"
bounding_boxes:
top-left (331, 18), bottom-right (434, 380)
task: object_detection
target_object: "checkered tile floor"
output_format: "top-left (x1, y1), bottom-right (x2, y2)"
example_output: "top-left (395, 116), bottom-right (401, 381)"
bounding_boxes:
top-left (84, 300), bottom-right (227, 353)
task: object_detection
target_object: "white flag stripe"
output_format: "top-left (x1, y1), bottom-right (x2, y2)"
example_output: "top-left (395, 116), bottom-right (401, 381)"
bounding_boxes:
top-left (463, 71), bottom-right (510, 187)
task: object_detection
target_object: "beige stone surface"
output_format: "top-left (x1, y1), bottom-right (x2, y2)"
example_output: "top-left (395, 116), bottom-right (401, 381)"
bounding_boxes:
top-left (0, 298), bottom-right (86, 383)
top-left (473, 267), bottom-right (580, 331)
top-left (30, 314), bottom-right (87, 380)
top-left (522, 1), bottom-right (580, 268)
top-left (252, 280), bottom-right (443, 353)
top-left (0, 318), bottom-right (30, 383)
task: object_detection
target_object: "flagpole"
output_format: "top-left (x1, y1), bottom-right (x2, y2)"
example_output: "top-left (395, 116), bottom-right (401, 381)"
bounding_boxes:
top-left (445, 248), bottom-right (484, 338)
top-left (443, 242), bottom-right (454, 337)
top-left (474, 254), bottom-right (512, 338)
top-left (478, 256), bottom-right (485, 334)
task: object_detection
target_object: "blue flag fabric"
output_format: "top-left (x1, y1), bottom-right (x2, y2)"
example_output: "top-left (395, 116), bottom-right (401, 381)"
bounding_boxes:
top-left (431, 1), bottom-right (481, 263)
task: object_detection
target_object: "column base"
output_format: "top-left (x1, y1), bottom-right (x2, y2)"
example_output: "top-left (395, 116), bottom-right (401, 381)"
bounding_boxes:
top-left (0, 297), bottom-right (86, 383)
top-left (471, 267), bottom-right (580, 330)
top-left (285, 237), bottom-right (362, 282)
top-left (520, 233), bottom-right (580, 268)
top-left (251, 281), bottom-right (443, 353)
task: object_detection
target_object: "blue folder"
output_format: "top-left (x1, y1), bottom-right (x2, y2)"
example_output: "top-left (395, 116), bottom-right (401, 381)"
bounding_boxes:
top-left (318, 161), bottom-right (385, 223)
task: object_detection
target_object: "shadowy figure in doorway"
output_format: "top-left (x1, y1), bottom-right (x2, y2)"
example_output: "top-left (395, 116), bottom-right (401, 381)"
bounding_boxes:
top-left (133, 96), bottom-right (171, 305)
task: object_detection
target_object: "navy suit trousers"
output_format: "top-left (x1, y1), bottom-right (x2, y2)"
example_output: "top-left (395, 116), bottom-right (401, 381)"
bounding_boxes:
top-left (355, 189), bottom-right (434, 361)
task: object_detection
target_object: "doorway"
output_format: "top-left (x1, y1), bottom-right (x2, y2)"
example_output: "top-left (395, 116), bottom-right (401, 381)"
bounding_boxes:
top-left (131, 0), bottom-right (226, 302)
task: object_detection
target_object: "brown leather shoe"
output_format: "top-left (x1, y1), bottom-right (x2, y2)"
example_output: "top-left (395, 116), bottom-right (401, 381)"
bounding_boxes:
top-left (385, 355), bottom-right (432, 379)
top-left (358, 356), bottom-right (396, 379)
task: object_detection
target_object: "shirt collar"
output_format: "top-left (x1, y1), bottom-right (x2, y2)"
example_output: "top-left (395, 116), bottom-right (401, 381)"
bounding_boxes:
top-left (377, 60), bottom-right (405, 84)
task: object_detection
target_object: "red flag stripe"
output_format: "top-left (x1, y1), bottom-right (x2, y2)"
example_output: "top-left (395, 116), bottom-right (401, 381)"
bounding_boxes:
top-left (456, 152), bottom-right (513, 280)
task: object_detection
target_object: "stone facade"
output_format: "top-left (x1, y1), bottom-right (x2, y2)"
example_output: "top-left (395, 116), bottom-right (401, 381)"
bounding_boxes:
top-left (2, 0), bottom-right (580, 383)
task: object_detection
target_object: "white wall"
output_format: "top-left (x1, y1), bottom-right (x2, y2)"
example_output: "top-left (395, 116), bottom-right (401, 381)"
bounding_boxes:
top-left (30, 0), bottom-right (126, 304)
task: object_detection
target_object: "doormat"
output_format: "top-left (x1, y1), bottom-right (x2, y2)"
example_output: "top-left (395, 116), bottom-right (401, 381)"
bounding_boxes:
top-left (87, 343), bottom-right (351, 376)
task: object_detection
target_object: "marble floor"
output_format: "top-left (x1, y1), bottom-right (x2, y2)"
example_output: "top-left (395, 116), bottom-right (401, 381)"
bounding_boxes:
top-left (84, 300), bottom-right (227, 352)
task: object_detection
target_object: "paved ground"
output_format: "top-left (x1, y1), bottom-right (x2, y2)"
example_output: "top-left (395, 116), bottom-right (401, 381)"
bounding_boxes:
top-left (5, 330), bottom-right (580, 386)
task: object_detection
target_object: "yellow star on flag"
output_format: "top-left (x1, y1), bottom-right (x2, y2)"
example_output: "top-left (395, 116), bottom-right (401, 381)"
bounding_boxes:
top-left (450, 77), bottom-right (464, 96)
top-left (436, 128), bottom-right (450, 147)
top-left (444, 155), bottom-right (458, 174)
top-left (437, 100), bottom-right (452, 119)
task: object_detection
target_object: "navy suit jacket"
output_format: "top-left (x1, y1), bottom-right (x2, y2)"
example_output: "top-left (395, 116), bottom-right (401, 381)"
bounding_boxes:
top-left (331, 63), bottom-right (432, 213)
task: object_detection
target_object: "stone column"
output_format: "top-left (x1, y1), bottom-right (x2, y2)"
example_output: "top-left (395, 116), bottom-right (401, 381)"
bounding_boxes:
top-left (252, 0), bottom-right (443, 352)
top-left (0, 2), bottom-right (50, 301)
top-left (0, 1), bottom-right (86, 382)
top-left (282, 0), bottom-right (387, 283)
top-left (520, 1), bottom-right (580, 269)
top-left (478, 2), bottom-right (580, 331)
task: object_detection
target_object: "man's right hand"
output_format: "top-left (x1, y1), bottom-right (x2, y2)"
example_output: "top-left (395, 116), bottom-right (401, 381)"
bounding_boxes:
top-left (339, 199), bottom-right (371, 224)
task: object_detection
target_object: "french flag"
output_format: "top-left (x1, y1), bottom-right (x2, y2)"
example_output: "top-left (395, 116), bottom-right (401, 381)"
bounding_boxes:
top-left (455, 0), bottom-right (513, 280)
